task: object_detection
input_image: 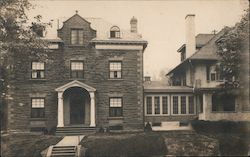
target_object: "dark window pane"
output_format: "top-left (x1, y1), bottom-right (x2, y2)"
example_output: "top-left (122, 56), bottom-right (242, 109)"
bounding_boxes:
top-left (188, 96), bottom-right (194, 114)
top-left (173, 96), bottom-right (178, 114)
top-left (154, 96), bottom-right (160, 114)
top-left (181, 96), bottom-right (186, 114)
top-left (162, 96), bottom-right (168, 114)
top-left (146, 97), bottom-right (152, 114)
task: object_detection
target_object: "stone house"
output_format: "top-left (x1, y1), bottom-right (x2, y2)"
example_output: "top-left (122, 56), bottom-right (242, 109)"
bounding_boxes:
top-left (143, 14), bottom-right (249, 129)
top-left (7, 12), bottom-right (147, 132)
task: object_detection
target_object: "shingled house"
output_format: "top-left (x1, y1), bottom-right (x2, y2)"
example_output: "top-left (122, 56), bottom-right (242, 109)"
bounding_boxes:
top-left (144, 14), bottom-right (250, 130)
top-left (7, 12), bottom-right (147, 133)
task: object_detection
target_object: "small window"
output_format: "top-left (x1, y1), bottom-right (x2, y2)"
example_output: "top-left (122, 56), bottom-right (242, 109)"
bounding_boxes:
top-left (211, 73), bottom-right (216, 81)
top-left (109, 98), bottom-right (123, 117)
top-left (181, 96), bottom-right (186, 114)
top-left (31, 62), bottom-right (45, 79)
top-left (71, 29), bottom-right (83, 45)
top-left (70, 61), bottom-right (84, 79)
top-left (109, 61), bottom-right (122, 79)
top-left (110, 26), bottom-right (120, 38)
top-left (173, 96), bottom-right (179, 114)
top-left (154, 96), bottom-right (160, 114)
top-left (31, 98), bottom-right (45, 118)
top-left (146, 97), bottom-right (152, 114)
top-left (162, 96), bottom-right (168, 114)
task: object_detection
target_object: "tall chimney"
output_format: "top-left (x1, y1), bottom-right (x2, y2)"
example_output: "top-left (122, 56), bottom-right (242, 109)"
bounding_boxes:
top-left (185, 14), bottom-right (196, 59)
top-left (130, 16), bottom-right (137, 33)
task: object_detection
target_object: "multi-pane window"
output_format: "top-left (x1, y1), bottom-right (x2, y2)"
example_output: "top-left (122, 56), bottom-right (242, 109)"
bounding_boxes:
top-left (71, 29), bottom-right (83, 45)
top-left (154, 96), bottom-right (160, 114)
top-left (181, 96), bottom-right (186, 114)
top-left (71, 61), bottom-right (84, 78)
top-left (31, 98), bottom-right (45, 118)
top-left (109, 62), bottom-right (122, 79)
top-left (146, 97), bottom-right (152, 114)
top-left (110, 26), bottom-right (120, 38)
top-left (162, 96), bottom-right (168, 114)
top-left (32, 62), bottom-right (45, 79)
top-left (188, 96), bottom-right (194, 114)
top-left (109, 98), bottom-right (122, 117)
top-left (173, 96), bottom-right (179, 114)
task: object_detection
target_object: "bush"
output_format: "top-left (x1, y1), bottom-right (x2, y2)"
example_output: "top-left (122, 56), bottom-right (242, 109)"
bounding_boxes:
top-left (83, 133), bottom-right (167, 157)
top-left (191, 120), bottom-right (250, 156)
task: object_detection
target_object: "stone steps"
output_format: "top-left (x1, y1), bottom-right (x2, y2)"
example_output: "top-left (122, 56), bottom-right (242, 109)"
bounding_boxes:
top-left (51, 146), bottom-right (76, 157)
top-left (56, 126), bottom-right (96, 136)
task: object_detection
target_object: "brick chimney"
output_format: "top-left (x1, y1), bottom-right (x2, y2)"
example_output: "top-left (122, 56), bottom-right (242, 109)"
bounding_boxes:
top-left (130, 16), bottom-right (137, 33)
top-left (185, 14), bottom-right (196, 59)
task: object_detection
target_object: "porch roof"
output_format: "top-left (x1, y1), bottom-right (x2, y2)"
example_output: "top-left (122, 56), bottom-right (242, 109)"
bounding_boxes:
top-left (55, 80), bottom-right (96, 92)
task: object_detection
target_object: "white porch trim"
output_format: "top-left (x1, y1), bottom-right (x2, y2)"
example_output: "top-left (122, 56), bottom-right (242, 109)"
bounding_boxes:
top-left (55, 80), bottom-right (96, 127)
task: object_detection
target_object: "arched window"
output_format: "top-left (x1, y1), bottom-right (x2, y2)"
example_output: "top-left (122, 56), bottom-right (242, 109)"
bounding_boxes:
top-left (110, 26), bottom-right (120, 38)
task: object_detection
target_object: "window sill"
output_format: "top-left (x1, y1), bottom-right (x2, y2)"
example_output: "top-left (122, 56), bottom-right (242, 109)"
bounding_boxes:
top-left (211, 111), bottom-right (237, 113)
top-left (30, 118), bottom-right (46, 121)
top-left (29, 79), bottom-right (47, 81)
top-left (69, 78), bottom-right (85, 81)
top-left (108, 79), bottom-right (124, 81)
top-left (108, 117), bottom-right (124, 120)
top-left (145, 114), bottom-right (170, 116)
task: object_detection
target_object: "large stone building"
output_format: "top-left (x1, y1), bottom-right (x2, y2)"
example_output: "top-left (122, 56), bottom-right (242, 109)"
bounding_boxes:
top-left (7, 12), bottom-right (147, 132)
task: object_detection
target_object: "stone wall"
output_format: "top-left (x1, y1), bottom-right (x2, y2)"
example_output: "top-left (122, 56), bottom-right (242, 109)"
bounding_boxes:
top-left (7, 14), bottom-right (144, 131)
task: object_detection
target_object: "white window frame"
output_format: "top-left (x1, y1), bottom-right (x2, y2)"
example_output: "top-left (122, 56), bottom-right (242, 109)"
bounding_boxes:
top-left (144, 95), bottom-right (170, 116)
top-left (171, 94), bottom-right (196, 115)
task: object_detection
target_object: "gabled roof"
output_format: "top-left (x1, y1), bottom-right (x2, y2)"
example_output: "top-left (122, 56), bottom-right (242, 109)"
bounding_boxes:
top-left (177, 34), bottom-right (215, 52)
top-left (167, 29), bottom-right (226, 75)
top-left (43, 13), bottom-right (146, 43)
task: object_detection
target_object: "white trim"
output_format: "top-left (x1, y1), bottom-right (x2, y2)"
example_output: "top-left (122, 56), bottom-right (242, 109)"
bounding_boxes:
top-left (95, 44), bottom-right (143, 50)
top-left (171, 94), bottom-right (196, 116)
top-left (55, 80), bottom-right (96, 92)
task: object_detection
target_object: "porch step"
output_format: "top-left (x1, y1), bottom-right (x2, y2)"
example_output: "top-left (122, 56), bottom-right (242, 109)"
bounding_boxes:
top-left (51, 146), bottom-right (76, 157)
top-left (56, 126), bottom-right (96, 136)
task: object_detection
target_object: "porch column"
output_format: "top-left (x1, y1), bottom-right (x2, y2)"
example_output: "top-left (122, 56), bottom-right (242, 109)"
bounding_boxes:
top-left (57, 92), bottom-right (64, 127)
top-left (90, 92), bottom-right (96, 127)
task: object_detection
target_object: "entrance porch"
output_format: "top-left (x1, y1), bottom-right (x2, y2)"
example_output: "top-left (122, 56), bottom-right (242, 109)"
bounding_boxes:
top-left (55, 80), bottom-right (96, 127)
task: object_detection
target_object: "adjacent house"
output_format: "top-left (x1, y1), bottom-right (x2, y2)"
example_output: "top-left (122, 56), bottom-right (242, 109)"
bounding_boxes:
top-left (7, 12), bottom-right (147, 132)
top-left (167, 14), bottom-right (249, 122)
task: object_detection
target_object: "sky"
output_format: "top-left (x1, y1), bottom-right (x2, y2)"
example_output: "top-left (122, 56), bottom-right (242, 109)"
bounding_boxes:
top-left (28, 0), bottom-right (248, 80)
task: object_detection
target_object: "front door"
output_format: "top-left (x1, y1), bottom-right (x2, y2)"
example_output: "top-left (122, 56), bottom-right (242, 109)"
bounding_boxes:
top-left (70, 92), bottom-right (85, 124)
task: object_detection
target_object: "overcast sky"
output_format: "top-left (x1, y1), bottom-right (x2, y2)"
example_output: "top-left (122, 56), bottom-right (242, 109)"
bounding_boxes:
top-left (28, 0), bottom-right (248, 80)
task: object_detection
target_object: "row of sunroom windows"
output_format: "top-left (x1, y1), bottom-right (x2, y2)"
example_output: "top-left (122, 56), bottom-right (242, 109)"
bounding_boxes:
top-left (31, 61), bottom-right (122, 79)
top-left (145, 95), bottom-right (195, 115)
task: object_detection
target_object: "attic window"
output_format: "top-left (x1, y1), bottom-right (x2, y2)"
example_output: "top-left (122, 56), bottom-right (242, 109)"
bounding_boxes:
top-left (110, 26), bottom-right (120, 38)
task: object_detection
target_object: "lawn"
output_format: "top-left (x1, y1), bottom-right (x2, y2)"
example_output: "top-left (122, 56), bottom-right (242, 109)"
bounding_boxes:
top-left (1, 132), bottom-right (62, 157)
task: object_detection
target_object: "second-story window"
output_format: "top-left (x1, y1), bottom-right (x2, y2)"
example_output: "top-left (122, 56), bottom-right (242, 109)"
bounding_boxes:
top-left (32, 62), bottom-right (45, 79)
top-left (109, 61), bottom-right (122, 79)
top-left (71, 29), bottom-right (83, 45)
top-left (70, 61), bottom-right (84, 79)
top-left (110, 26), bottom-right (120, 38)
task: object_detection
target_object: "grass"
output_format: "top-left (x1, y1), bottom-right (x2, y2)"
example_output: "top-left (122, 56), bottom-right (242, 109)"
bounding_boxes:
top-left (80, 132), bottom-right (167, 157)
top-left (1, 132), bottom-right (62, 157)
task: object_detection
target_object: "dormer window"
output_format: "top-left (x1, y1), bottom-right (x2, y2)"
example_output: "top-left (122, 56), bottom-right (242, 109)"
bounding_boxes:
top-left (110, 26), bottom-right (120, 38)
top-left (71, 29), bottom-right (83, 45)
